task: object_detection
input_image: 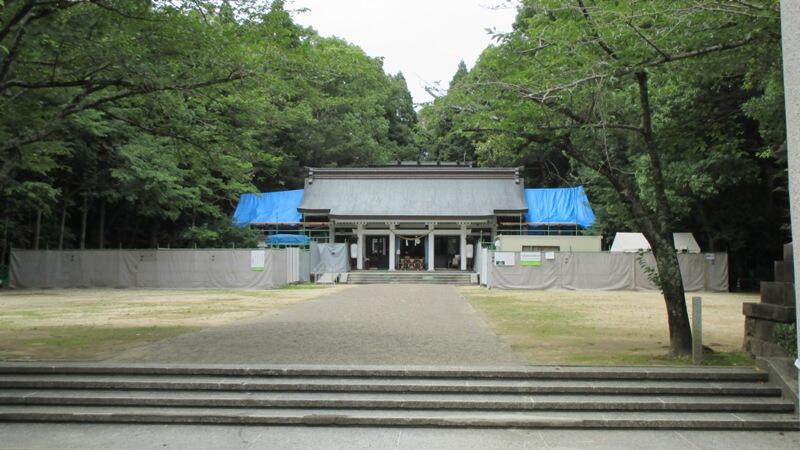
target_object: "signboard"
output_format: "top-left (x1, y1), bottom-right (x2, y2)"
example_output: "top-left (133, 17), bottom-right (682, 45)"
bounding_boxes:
top-left (545, 251), bottom-right (556, 261)
top-left (520, 251), bottom-right (542, 266)
top-left (494, 252), bottom-right (515, 266)
top-left (250, 250), bottom-right (266, 272)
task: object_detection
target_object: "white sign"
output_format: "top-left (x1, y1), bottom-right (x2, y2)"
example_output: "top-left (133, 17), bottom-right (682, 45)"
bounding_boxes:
top-left (494, 252), bottom-right (515, 266)
top-left (250, 250), bottom-right (266, 272)
top-left (545, 251), bottom-right (556, 260)
top-left (520, 251), bottom-right (542, 267)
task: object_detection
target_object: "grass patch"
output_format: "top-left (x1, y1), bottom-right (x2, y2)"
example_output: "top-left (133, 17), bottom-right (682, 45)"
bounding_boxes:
top-left (461, 286), bottom-right (754, 367)
top-left (0, 286), bottom-right (347, 360)
top-left (280, 283), bottom-right (335, 290)
top-left (468, 293), bottom-right (581, 339)
top-left (565, 350), bottom-right (753, 366)
top-left (0, 325), bottom-right (198, 361)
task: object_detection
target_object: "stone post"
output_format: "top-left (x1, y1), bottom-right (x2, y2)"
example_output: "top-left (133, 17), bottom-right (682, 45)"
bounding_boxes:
top-left (692, 296), bottom-right (702, 364)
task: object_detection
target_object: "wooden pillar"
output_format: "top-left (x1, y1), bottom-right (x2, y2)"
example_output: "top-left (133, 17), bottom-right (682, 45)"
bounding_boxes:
top-left (460, 224), bottom-right (468, 271)
top-left (388, 224), bottom-right (396, 271)
top-left (356, 224), bottom-right (364, 270)
top-left (427, 223), bottom-right (435, 271)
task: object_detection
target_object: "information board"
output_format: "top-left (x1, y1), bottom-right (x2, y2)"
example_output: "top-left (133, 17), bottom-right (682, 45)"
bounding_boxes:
top-left (494, 252), bottom-right (516, 266)
top-left (520, 251), bottom-right (542, 266)
top-left (250, 250), bottom-right (266, 272)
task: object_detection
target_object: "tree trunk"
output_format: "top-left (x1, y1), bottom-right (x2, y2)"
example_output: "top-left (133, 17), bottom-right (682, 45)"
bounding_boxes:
top-left (97, 198), bottom-right (105, 249)
top-left (33, 210), bottom-right (41, 250)
top-left (1, 216), bottom-right (7, 265)
top-left (79, 196), bottom-right (88, 250)
top-left (646, 230), bottom-right (692, 355)
top-left (58, 195), bottom-right (67, 250)
top-left (635, 70), bottom-right (692, 356)
top-left (150, 217), bottom-right (160, 248)
top-left (130, 215), bottom-right (140, 248)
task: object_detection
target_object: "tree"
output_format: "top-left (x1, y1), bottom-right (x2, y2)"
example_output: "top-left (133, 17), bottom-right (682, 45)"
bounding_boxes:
top-left (0, 0), bottom-right (420, 254)
top-left (423, 0), bottom-right (783, 355)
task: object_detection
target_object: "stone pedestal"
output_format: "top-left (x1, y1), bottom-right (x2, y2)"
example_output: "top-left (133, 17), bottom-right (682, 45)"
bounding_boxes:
top-left (743, 243), bottom-right (797, 357)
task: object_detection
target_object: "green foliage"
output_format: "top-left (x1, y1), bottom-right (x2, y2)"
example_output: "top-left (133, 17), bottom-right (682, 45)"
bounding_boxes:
top-left (0, 0), bottom-right (417, 252)
top-left (774, 323), bottom-right (798, 357)
top-left (420, 0), bottom-right (788, 288)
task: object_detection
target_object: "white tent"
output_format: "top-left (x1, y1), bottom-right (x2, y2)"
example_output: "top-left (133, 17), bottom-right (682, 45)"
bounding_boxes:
top-left (609, 232), bottom-right (701, 253)
top-left (673, 232), bottom-right (702, 253)
top-left (609, 232), bottom-right (651, 253)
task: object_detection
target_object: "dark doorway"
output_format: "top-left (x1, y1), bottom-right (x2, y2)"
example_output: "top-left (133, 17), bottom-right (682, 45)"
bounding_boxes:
top-left (365, 235), bottom-right (389, 270)
top-left (434, 235), bottom-right (460, 269)
top-left (397, 235), bottom-right (425, 270)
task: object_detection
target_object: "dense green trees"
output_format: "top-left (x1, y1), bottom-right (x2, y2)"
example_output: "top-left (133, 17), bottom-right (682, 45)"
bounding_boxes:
top-left (0, 0), bottom-right (417, 253)
top-left (419, 0), bottom-right (786, 354)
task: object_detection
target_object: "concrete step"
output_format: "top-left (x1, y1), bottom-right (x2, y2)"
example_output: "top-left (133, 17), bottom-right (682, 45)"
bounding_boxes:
top-left (347, 280), bottom-right (471, 285)
top-left (0, 376), bottom-right (782, 396)
top-left (0, 391), bottom-right (793, 413)
top-left (0, 406), bottom-right (796, 430)
top-left (347, 272), bottom-right (474, 285)
top-left (0, 364), bottom-right (793, 430)
top-left (0, 363), bottom-right (771, 381)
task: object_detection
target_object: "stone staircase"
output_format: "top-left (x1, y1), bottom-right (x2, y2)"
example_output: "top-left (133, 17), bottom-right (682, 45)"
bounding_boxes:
top-left (0, 364), bottom-right (797, 429)
top-left (346, 271), bottom-right (474, 285)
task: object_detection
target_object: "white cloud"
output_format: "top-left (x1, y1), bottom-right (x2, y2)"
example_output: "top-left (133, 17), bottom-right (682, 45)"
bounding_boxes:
top-left (289, 0), bottom-right (517, 105)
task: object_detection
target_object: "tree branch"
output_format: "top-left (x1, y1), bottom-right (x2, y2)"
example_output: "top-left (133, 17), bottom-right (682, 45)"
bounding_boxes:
top-left (576, 0), bottom-right (618, 60)
top-left (0, 70), bottom-right (247, 171)
top-left (635, 70), bottom-right (673, 233)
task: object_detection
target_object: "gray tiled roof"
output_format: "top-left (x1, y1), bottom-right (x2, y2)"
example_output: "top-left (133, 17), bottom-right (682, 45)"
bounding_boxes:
top-left (299, 167), bottom-right (527, 219)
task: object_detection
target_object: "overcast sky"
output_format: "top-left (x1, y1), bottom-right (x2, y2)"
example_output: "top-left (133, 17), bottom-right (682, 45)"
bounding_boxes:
top-left (289, 0), bottom-right (518, 105)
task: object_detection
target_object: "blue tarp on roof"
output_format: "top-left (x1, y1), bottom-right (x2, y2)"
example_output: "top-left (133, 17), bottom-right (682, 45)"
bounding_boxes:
top-left (524, 186), bottom-right (596, 228)
top-left (232, 189), bottom-right (304, 226)
top-left (266, 234), bottom-right (310, 245)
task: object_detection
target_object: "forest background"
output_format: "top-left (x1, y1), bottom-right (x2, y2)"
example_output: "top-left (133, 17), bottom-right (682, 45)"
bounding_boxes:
top-left (0, 0), bottom-right (788, 291)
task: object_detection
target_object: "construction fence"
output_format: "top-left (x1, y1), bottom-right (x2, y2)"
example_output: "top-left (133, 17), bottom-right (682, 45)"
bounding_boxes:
top-left (480, 250), bottom-right (729, 292)
top-left (9, 248), bottom-right (309, 289)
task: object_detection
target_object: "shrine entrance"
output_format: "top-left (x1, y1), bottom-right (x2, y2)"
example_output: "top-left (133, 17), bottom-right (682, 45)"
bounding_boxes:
top-left (397, 235), bottom-right (426, 271)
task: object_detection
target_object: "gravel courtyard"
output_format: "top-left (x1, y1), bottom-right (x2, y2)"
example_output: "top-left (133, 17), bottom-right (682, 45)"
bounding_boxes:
top-left (110, 284), bottom-right (521, 365)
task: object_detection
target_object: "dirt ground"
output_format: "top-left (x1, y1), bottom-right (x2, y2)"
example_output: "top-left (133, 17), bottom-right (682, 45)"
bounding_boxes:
top-left (0, 285), bottom-right (348, 361)
top-left (460, 287), bottom-right (756, 365)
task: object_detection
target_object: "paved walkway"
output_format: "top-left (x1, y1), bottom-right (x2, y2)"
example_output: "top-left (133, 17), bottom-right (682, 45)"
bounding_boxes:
top-left (2, 424), bottom-right (798, 449)
top-left (110, 284), bottom-right (521, 365)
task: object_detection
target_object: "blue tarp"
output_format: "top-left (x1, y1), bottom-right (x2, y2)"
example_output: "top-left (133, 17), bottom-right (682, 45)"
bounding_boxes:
top-left (524, 186), bottom-right (596, 228)
top-left (232, 190), bottom-right (304, 226)
top-left (266, 234), bottom-right (310, 245)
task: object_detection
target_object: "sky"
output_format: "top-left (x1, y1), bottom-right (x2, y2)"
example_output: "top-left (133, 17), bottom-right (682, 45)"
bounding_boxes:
top-left (289, 0), bottom-right (518, 105)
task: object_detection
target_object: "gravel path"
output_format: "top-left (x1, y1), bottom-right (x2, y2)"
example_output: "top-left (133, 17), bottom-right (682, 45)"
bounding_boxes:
top-left (110, 284), bottom-right (521, 365)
